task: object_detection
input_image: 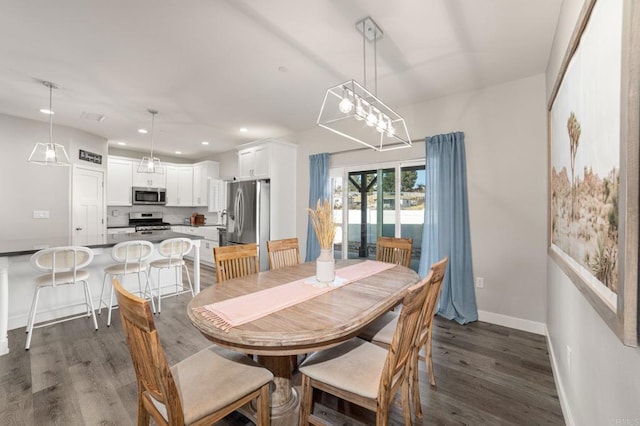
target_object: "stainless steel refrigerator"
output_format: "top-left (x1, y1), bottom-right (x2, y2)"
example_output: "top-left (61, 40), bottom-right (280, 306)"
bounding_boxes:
top-left (226, 179), bottom-right (270, 271)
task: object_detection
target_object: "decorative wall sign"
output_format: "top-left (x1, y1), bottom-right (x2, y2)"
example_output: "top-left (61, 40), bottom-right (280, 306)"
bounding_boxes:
top-left (548, 0), bottom-right (639, 346)
top-left (79, 149), bottom-right (102, 164)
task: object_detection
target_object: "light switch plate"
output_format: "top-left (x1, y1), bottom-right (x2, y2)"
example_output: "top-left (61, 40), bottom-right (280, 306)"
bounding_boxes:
top-left (33, 210), bottom-right (50, 219)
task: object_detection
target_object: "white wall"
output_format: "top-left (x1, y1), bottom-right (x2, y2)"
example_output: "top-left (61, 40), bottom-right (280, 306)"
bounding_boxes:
top-left (0, 113), bottom-right (107, 240)
top-left (294, 73), bottom-right (549, 326)
top-left (545, 0), bottom-right (640, 424)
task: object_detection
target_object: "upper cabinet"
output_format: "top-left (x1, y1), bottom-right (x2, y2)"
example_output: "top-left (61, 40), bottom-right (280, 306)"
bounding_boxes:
top-left (238, 144), bottom-right (270, 179)
top-left (166, 165), bottom-right (193, 206)
top-left (132, 161), bottom-right (166, 188)
top-left (208, 179), bottom-right (226, 213)
top-left (106, 156), bottom-right (220, 207)
top-left (193, 161), bottom-right (219, 207)
top-left (107, 157), bottom-right (133, 206)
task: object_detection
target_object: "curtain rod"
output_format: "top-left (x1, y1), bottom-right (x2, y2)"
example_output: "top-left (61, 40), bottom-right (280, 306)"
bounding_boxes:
top-left (329, 138), bottom-right (425, 155)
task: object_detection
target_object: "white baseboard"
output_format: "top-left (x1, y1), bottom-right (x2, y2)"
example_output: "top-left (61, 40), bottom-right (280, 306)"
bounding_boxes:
top-left (477, 310), bottom-right (547, 335)
top-left (545, 326), bottom-right (575, 426)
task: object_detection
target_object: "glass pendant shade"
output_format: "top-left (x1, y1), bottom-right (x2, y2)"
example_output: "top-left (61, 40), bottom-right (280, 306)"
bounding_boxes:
top-left (138, 109), bottom-right (163, 174)
top-left (317, 80), bottom-right (411, 151)
top-left (28, 142), bottom-right (70, 166)
top-left (137, 156), bottom-right (162, 173)
top-left (28, 81), bottom-right (71, 166)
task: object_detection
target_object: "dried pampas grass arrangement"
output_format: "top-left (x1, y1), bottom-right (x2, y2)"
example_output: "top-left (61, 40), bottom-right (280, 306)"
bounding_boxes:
top-left (307, 199), bottom-right (336, 250)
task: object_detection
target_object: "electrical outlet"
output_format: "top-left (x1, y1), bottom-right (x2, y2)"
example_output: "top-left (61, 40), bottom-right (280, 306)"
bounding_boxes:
top-left (112, 209), bottom-right (119, 217)
top-left (33, 210), bottom-right (50, 219)
top-left (566, 345), bottom-right (572, 373)
top-left (475, 277), bottom-right (484, 288)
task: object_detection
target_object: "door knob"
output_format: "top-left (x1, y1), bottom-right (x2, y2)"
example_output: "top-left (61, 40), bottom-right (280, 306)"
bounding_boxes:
top-left (76, 227), bottom-right (83, 231)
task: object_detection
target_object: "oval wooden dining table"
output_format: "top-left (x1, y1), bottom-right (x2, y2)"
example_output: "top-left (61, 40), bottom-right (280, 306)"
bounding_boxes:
top-left (187, 259), bottom-right (420, 425)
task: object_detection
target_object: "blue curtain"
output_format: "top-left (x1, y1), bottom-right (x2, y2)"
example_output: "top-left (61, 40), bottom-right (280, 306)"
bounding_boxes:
top-left (418, 132), bottom-right (478, 324)
top-left (305, 153), bottom-right (330, 261)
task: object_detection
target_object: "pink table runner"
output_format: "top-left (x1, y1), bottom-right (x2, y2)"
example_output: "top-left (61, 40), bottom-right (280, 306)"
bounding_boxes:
top-left (193, 260), bottom-right (396, 331)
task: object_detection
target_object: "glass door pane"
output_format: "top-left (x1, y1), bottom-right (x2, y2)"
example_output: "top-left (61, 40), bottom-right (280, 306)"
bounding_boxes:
top-left (400, 165), bottom-right (425, 270)
top-left (347, 169), bottom-right (378, 260)
top-left (331, 175), bottom-right (344, 260)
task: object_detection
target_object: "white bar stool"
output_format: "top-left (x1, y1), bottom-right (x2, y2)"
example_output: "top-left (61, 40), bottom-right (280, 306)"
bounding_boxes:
top-left (26, 246), bottom-right (98, 350)
top-left (149, 238), bottom-right (194, 313)
top-left (99, 240), bottom-right (156, 326)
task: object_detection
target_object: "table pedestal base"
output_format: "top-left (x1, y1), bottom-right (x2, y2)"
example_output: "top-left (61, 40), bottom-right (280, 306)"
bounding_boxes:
top-left (256, 355), bottom-right (300, 425)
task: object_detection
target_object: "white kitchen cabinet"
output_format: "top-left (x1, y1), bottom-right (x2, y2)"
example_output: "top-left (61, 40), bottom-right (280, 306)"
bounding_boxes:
top-left (208, 179), bottom-right (226, 213)
top-left (132, 163), bottom-right (166, 188)
top-left (166, 166), bottom-right (193, 206)
top-left (192, 164), bottom-right (207, 206)
top-left (201, 239), bottom-right (218, 265)
top-left (192, 161), bottom-right (219, 207)
top-left (238, 144), bottom-right (269, 179)
top-left (107, 157), bottom-right (133, 206)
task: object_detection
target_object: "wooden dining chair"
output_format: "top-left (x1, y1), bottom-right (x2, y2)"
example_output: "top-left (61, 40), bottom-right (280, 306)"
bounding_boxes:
top-left (266, 238), bottom-right (301, 270)
top-left (358, 256), bottom-right (448, 420)
top-left (298, 275), bottom-right (429, 426)
top-left (113, 278), bottom-right (273, 426)
top-left (214, 243), bottom-right (259, 283)
top-left (376, 236), bottom-right (413, 268)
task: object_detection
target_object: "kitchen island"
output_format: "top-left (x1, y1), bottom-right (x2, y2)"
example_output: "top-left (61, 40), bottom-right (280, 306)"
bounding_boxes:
top-left (0, 230), bottom-right (203, 355)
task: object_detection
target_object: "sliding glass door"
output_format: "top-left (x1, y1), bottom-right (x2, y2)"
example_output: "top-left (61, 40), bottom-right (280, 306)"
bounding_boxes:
top-left (332, 162), bottom-right (425, 271)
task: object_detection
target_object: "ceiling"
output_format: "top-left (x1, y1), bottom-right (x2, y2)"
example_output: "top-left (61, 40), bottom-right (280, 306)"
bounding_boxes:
top-left (0, 0), bottom-right (561, 160)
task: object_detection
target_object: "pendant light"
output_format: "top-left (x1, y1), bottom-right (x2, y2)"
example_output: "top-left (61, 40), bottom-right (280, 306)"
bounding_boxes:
top-left (317, 17), bottom-right (411, 151)
top-left (137, 109), bottom-right (163, 174)
top-left (27, 81), bottom-right (71, 166)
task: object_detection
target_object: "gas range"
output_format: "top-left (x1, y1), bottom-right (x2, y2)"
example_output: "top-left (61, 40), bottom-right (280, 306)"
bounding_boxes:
top-left (129, 212), bottom-right (172, 232)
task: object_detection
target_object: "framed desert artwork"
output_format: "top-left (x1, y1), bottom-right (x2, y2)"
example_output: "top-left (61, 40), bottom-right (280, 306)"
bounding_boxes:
top-left (548, 0), bottom-right (639, 346)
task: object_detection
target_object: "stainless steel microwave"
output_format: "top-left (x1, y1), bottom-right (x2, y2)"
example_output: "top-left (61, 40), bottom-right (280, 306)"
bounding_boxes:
top-left (132, 187), bottom-right (167, 205)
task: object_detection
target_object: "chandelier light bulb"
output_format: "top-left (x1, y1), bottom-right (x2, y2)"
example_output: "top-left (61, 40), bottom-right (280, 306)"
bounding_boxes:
top-left (366, 106), bottom-right (377, 127)
top-left (45, 146), bottom-right (56, 159)
top-left (354, 97), bottom-right (365, 120)
top-left (376, 113), bottom-right (387, 133)
top-left (147, 158), bottom-right (154, 170)
top-left (387, 119), bottom-right (396, 137)
top-left (338, 90), bottom-right (353, 114)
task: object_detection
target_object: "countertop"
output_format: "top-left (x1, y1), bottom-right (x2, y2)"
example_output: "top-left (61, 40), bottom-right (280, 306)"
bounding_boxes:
top-left (106, 223), bottom-right (226, 229)
top-left (0, 230), bottom-right (204, 257)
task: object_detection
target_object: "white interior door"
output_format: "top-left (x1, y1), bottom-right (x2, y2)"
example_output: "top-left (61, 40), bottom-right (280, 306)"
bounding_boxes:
top-left (73, 166), bottom-right (105, 244)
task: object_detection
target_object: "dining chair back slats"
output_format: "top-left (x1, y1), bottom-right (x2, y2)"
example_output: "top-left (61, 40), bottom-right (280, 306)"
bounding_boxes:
top-left (376, 237), bottom-right (413, 268)
top-left (266, 238), bottom-right (301, 270)
top-left (380, 277), bottom-right (429, 398)
top-left (115, 278), bottom-right (273, 425)
top-left (214, 244), bottom-right (259, 283)
top-left (298, 275), bottom-right (429, 426)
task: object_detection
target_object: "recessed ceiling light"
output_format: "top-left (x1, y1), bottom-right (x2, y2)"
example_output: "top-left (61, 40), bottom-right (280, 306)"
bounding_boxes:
top-left (117, 142), bottom-right (127, 146)
top-left (175, 151), bottom-right (182, 155)
top-left (138, 128), bottom-right (148, 134)
top-left (201, 141), bottom-right (209, 145)
top-left (39, 109), bottom-right (54, 115)
top-left (240, 127), bottom-right (248, 133)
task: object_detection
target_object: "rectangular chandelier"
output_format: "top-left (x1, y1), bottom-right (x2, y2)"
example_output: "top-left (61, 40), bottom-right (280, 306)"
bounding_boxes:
top-left (317, 80), bottom-right (411, 152)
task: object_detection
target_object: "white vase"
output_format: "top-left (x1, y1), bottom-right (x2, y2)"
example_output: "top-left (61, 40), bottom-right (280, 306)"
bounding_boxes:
top-left (316, 248), bottom-right (335, 283)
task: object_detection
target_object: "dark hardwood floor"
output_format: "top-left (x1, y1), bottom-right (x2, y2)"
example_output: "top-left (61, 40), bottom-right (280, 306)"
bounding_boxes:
top-left (0, 263), bottom-right (564, 425)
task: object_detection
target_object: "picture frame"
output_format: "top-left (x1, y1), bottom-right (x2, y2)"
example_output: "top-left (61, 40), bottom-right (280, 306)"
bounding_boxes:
top-left (547, 0), bottom-right (639, 346)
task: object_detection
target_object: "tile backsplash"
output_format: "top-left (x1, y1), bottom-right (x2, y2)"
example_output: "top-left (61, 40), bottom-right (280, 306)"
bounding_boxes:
top-left (106, 205), bottom-right (223, 227)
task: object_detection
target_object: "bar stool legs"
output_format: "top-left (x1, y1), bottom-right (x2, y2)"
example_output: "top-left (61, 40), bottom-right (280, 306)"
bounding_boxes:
top-left (99, 271), bottom-right (156, 326)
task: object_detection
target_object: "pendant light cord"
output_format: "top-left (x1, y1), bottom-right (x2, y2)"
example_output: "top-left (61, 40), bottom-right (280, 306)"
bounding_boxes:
top-left (362, 28), bottom-right (367, 90)
top-left (47, 82), bottom-right (54, 145)
top-left (149, 110), bottom-right (157, 159)
top-left (374, 33), bottom-right (378, 96)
